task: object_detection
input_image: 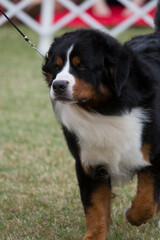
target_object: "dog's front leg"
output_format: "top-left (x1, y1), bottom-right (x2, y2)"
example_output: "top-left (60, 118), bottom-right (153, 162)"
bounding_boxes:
top-left (83, 184), bottom-right (111, 240)
top-left (76, 160), bottom-right (111, 240)
top-left (125, 168), bottom-right (158, 226)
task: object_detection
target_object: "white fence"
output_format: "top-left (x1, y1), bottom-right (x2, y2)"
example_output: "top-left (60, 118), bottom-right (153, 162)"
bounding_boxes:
top-left (0, 0), bottom-right (157, 55)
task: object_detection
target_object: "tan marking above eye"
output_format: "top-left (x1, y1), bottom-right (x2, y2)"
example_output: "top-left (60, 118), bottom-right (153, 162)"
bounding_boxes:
top-left (56, 57), bottom-right (63, 68)
top-left (72, 56), bottom-right (81, 67)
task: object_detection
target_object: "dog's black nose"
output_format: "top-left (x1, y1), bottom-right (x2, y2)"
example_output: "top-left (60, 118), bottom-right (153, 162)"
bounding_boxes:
top-left (52, 80), bottom-right (68, 94)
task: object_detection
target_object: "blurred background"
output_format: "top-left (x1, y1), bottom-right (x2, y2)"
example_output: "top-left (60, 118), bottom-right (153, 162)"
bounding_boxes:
top-left (0, 1), bottom-right (159, 240)
top-left (0, 0), bottom-right (157, 54)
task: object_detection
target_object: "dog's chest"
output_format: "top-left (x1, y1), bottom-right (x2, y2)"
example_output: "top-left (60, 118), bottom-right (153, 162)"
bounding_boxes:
top-left (54, 102), bottom-right (148, 183)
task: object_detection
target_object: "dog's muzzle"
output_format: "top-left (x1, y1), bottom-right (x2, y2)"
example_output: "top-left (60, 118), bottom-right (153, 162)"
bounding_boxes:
top-left (52, 80), bottom-right (69, 95)
top-left (51, 80), bottom-right (74, 102)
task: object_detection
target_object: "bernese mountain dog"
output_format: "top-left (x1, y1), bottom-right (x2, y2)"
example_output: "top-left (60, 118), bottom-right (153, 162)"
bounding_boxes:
top-left (42, 3), bottom-right (160, 239)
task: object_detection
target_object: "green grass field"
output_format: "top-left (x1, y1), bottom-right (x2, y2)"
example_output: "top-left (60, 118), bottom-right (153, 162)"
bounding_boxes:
top-left (0, 25), bottom-right (160, 239)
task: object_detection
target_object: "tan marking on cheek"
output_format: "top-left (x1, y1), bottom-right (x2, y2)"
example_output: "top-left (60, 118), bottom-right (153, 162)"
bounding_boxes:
top-left (100, 83), bottom-right (111, 97)
top-left (109, 67), bottom-right (114, 78)
top-left (84, 185), bottom-right (111, 240)
top-left (126, 170), bottom-right (158, 226)
top-left (73, 78), bottom-right (96, 101)
top-left (56, 57), bottom-right (63, 68)
top-left (46, 73), bottom-right (53, 86)
top-left (141, 144), bottom-right (151, 163)
top-left (72, 56), bottom-right (81, 67)
top-left (73, 78), bottom-right (111, 106)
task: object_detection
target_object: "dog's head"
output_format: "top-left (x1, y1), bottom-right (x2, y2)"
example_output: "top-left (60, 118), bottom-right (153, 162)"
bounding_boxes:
top-left (43, 29), bottom-right (122, 108)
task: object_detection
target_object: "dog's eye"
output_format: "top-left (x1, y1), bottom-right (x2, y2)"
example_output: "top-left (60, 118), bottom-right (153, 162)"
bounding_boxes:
top-left (53, 57), bottom-right (63, 70)
top-left (72, 56), bottom-right (86, 70)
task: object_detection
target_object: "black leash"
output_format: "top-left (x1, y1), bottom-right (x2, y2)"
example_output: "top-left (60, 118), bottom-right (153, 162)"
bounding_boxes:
top-left (0, 9), bottom-right (45, 58)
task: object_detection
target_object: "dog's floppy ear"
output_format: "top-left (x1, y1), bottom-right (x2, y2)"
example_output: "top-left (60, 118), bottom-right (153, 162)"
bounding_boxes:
top-left (113, 49), bottom-right (131, 97)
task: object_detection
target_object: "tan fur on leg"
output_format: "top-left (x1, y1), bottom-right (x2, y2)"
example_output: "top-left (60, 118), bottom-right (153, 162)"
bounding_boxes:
top-left (126, 170), bottom-right (158, 226)
top-left (83, 184), bottom-right (111, 240)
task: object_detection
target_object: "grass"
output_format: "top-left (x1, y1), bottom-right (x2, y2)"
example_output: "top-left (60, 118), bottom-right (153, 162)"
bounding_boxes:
top-left (0, 24), bottom-right (159, 239)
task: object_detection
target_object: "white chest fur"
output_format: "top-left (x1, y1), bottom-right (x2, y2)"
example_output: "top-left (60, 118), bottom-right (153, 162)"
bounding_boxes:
top-left (54, 102), bottom-right (149, 184)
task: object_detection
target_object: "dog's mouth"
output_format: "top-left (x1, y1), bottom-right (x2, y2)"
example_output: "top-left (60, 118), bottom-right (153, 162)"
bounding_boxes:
top-left (54, 96), bottom-right (71, 101)
top-left (54, 96), bottom-right (88, 104)
top-left (54, 96), bottom-right (76, 103)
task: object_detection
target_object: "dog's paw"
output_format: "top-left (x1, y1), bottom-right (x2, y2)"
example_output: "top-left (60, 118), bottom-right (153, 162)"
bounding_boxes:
top-left (124, 206), bottom-right (131, 220)
top-left (157, 220), bottom-right (160, 228)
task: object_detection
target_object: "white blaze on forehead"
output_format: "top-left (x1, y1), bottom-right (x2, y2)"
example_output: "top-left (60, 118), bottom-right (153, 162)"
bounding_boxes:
top-left (50, 45), bottom-right (75, 100)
